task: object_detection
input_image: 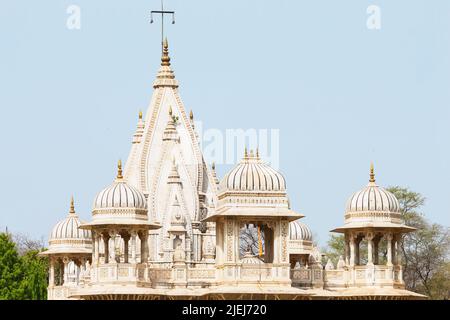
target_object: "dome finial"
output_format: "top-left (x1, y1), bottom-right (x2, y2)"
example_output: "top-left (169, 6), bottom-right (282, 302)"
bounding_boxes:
top-left (69, 195), bottom-right (75, 214)
top-left (369, 162), bottom-right (375, 183)
top-left (139, 110), bottom-right (143, 120)
top-left (256, 147), bottom-right (260, 159)
top-left (161, 37), bottom-right (171, 66)
top-left (212, 162), bottom-right (215, 170)
top-left (169, 106), bottom-right (173, 116)
top-left (244, 147), bottom-right (248, 159)
top-left (189, 110), bottom-right (194, 121)
top-left (117, 159), bottom-right (123, 179)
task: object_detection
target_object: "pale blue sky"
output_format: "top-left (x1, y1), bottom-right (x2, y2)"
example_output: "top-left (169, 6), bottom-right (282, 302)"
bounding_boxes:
top-left (0, 0), bottom-right (449, 246)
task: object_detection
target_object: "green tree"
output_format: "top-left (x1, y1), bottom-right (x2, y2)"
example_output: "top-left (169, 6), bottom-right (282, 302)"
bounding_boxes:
top-left (20, 249), bottom-right (48, 300)
top-left (0, 233), bottom-right (25, 299)
top-left (323, 234), bottom-right (344, 265)
top-left (0, 232), bottom-right (48, 300)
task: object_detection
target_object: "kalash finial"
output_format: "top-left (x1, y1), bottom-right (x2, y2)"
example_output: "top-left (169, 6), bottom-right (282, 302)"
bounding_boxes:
top-left (117, 159), bottom-right (123, 179)
top-left (161, 38), bottom-right (171, 67)
top-left (139, 110), bottom-right (143, 120)
top-left (69, 195), bottom-right (75, 214)
top-left (244, 147), bottom-right (248, 159)
top-left (212, 162), bottom-right (216, 170)
top-left (169, 105), bottom-right (173, 116)
top-left (369, 162), bottom-right (376, 183)
top-left (189, 110), bottom-right (194, 121)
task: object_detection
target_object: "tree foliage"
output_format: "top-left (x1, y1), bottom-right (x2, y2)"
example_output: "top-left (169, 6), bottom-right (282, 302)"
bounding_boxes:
top-left (0, 233), bottom-right (24, 299)
top-left (0, 232), bottom-right (48, 300)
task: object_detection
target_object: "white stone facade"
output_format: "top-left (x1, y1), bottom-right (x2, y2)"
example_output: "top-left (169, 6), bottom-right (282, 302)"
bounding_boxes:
top-left (40, 41), bottom-right (425, 300)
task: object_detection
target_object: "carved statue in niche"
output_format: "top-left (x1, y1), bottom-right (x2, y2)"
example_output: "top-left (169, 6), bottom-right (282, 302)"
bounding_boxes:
top-left (173, 242), bottom-right (185, 263)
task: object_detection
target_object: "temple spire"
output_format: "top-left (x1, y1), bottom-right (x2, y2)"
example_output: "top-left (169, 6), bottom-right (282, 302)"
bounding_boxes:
top-left (161, 38), bottom-right (171, 66)
top-left (153, 38), bottom-right (178, 88)
top-left (369, 162), bottom-right (376, 183)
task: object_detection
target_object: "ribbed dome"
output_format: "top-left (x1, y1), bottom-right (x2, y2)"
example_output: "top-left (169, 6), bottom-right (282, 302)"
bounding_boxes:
top-left (50, 214), bottom-right (91, 242)
top-left (346, 184), bottom-right (400, 214)
top-left (47, 197), bottom-right (92, 253)
top-left (289, 220), bottom-right (313, 241)
top-left (93, 181), bottom-right (147, 210)
top-left (93, 160), bottom-right (147, 211)
top-left (345, 164), bottom-right (400, 215)
top-left (219, 149), bottom-right (286, 193)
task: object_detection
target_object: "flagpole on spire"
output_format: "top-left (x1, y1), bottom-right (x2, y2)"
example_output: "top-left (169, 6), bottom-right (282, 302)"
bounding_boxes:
top-left (150, 0), bottom-right (175, 54)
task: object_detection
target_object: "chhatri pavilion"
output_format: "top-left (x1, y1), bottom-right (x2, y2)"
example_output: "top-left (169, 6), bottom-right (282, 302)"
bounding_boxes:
top-left (39, 40), bottom-right (424, 300)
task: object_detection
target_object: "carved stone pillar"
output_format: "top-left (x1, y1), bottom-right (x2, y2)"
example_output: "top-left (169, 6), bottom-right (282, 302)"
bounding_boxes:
top-left (103, 233), bottom-right (110, 264)
top-left (344, 236), bottom-right (350, 266)
top-left (349, 233), bottom-right (356, 267)
top-left (49, 257), bottom-right (55, 287)
top-left (62, 256), bottom-right (69, 285)
top-left (395, 234), bottom-right (402, 266)
top-left (355, 236), bottom-right (362, 266)
top-left (386, 233), bottom-right (393, 266)
top-left (131, 231), bottom-right (137, 263)
top-left (393, 234), bottom-right (398, 265)
top-left (140, 231), bottom-right (149, 263)
top-left (109, 230), bottom-right (118, 263)
top-left (373, 236), bottom-right (380, 265)
top-left (123, 233), bottom-right (130, 264)
top-left (93, 231), bottom-right (100, 265)
top-left (366, 232), bottom-right (374, 266)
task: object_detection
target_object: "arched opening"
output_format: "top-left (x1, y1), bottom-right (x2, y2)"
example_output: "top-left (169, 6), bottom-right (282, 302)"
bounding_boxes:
top-left (239, 222), bottom-right (274, 263)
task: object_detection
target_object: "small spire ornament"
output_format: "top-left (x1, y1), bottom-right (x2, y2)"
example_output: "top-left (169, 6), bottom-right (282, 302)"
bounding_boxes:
top-left (161, 38), bottom-right (171, 66)
top-left (69, 195), bottom-right (75, 214)
top-left (369, 162), bottom-right (375, 183)
top-left (117, 160), bottom-right (123, 179)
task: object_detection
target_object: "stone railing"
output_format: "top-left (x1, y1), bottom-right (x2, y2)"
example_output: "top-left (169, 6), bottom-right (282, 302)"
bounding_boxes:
top-left (323, 269), bottom-right (346, 288)
top-left (321, 264), bottom-right (404, 288)
top-left (291, 268), bottom-right (312, 286)
top-left (188, 268), bottom-right (216, 280)
top-left (239, 264), bottom-right (274, 281)
top-left (148, 268), bottom-right (173, 287)
top-left (90, 263), bottom-right (139, 284)
top-left (48, 285), bottom-right (77, 300)
top-left (290, 267), bottom-right (324, 288)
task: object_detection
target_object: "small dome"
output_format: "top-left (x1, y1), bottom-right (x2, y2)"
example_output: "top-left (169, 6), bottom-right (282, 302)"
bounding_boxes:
top-left (47, 197), bottom-right (92, 254)
top-left (241, 250), bottom-right (264, 264)
top-left (346, 184), bottom-right (399, 214)
top-left (289, 220), bottom-right (313, 241)
top-left (345, 164), bottom-right (400, 215)
top-left (50, 213), bottom-right (91, 242)
top-left (219, 149), bottom-right (286, 193)
top-left (93, 160), bottom-right (147, 211)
